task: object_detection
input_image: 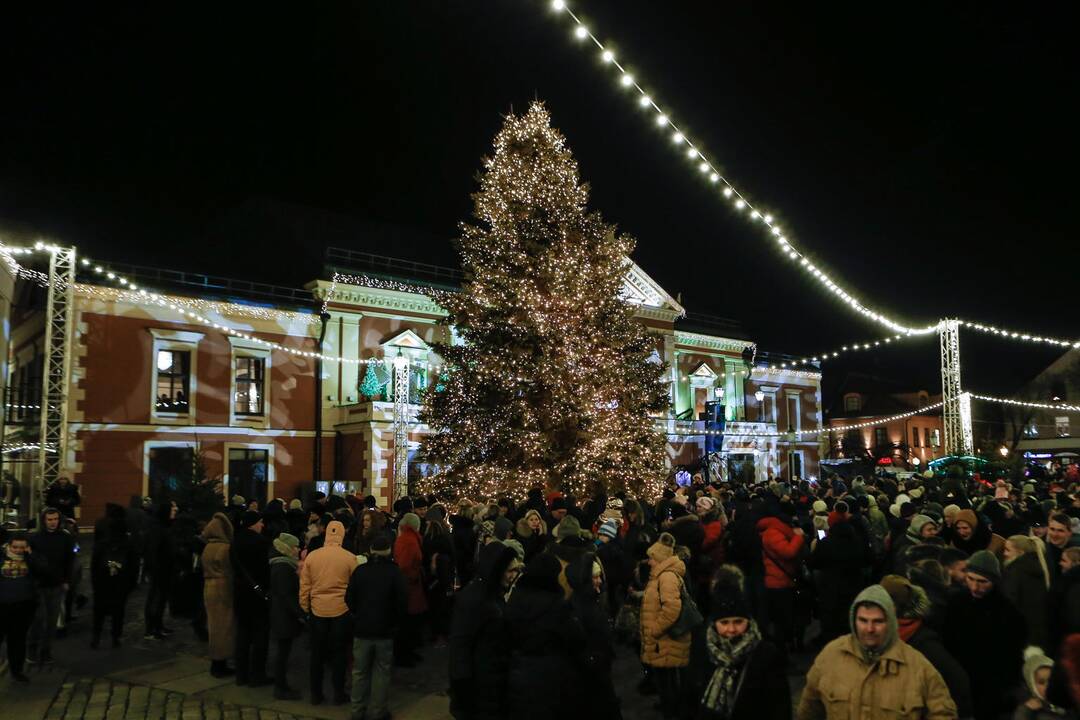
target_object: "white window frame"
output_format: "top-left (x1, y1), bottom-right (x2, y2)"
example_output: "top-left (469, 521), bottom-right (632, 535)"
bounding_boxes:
top-left (930, 428), bottom-right (941, 447)
top-left (148, 329), bottom-right (204, 426)
top-left (228, 337), bottom-right (271, 429)
top-left (223, 441), bottom-right (275, 505)
top-left (785, 390), bottom-right (801, 433)
top-left (788, 450), bottom-right (804, 481)
top-left (760, 386), bottom-right (778, 424)
top-left (1056, 416), bottom-right (1071, 437)
top-left (843, 394), bottom-right (861, 412)
top-left (142, 440), bottom-right (196, 498)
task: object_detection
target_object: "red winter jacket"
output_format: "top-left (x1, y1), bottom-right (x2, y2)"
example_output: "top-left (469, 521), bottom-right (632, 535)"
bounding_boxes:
top-left (757, 516), bottom-right (805, 590)
top-left (700, 519), bottom-right (725, 567)
top-left (394, 526), bottom-right (428, 615)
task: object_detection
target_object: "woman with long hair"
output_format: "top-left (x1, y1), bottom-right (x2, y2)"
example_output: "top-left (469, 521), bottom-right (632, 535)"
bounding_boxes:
top-left (1002, 534), bottom-right (1051, 650)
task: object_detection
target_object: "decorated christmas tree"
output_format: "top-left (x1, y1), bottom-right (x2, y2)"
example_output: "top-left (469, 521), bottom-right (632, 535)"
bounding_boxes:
top-left (359, 363), bottom-right (384, 400)
top-left (420, 102), bottom-right (669, 500)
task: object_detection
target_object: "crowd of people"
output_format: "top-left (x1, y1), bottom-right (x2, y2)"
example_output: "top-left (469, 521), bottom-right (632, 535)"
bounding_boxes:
top-left (1, 466), bottom-right (1079, 720)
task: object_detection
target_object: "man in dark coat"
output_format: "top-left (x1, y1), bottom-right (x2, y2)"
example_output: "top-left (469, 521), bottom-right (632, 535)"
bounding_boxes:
top-left (943, 550), bottom-right (1026, 720)
top-left (44, 476), bottom-right (80, 519)
top-left (28, 506), bottom-right (75, 663)
top-left (568, 553), bottom-right (621, 720)
top-left (807, 520), bottom-right (871, 645)
top-left (142, 501), bottom-right (177, 640)
top-left (232, 510), bottom-right (272, 687)
top-left (504, 553), bottom-right (587, 720)
top-left (90, 504), bottom-right (138, 648)
top-left (449, 542), bottom-right (519, 720)
top-left (346, 532), bottom-right (406, 720)
top-left (881, 574), bottom-right (973, 718)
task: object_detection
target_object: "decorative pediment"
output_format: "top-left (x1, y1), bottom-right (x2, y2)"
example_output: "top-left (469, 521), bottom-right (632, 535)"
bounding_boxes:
top-left (690, 362), bottom-right (718, 379)
top-left (621, 260), bottom-right (685, 316)
top-left (380, 329), bottom-right (429, 351)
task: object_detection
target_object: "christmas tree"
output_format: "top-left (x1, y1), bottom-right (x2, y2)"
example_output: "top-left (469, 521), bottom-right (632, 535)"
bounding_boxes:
top-left (420, 103), bottom-right (669, 500)
top-left (359, 363), bottom-right (384, 400)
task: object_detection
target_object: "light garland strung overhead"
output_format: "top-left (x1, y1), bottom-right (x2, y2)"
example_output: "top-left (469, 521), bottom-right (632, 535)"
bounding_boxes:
top-left (970, 393), bottom-right (1080, 413)
top-left (656, 401), bottom-right (946, 437)
top-left (544, 1), bottom-right (940, 337)
top-left (2, 442), bottom-right (56, 455)
top-left (959, 320), bottom-right (1079, 350)
top-left (1, 243), bottom-right (437, 370)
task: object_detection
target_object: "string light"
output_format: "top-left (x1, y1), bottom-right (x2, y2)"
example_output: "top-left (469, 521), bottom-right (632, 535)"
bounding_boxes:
top-left (657, 401), bottom-right (946, 437)
top-left (970, 393), bottom-right (1080, 413)
top-left (2, 442), bottom-right (56, 455)
top-left (959, 320), bottom-right (1079, 349)
top-left (543, 5), bottom-right (940, 337)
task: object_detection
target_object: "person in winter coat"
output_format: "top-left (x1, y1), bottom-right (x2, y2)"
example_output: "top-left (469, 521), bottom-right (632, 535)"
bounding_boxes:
top-left (797, 585), bottom-right (957, 720)
top-left (757, 512), bottom-right (806, 652)
top-left (1047, 547), bottom-right (1080, 656)
top-left (807, 520), bottom-right (872, 645)
top-left (449, 542), bottom-right (520, 720)
top-left (1012, 650), bottom-right (1063, 720)
top-left (200, 513), bottom-right (236, 678)
top-left (641, 532), bottom-right (694, 720)
top-left (880, 574), bottom-right (973, 718)
top-left (393, 512), bottom-right (426, 667)
top-left (356, 508), bottom-right (388, 557)
top-left (90, 503), bottom-right (138, 649)
top-left (569, 552), bottom-right (622, 720)
top-left (514, 509), bottom-right (549, 563)
top-left (548, 515), bottom-right (591, 599)
top-left (596, 520), bottom-right (628, 617)
top-left (1, 532), bottom-right (46, 682)
top-left (504, 552), bottom-right (587, 720)
top-left (890, 515), bottom-right (939, 575)
top-left (142, 501), bottom-right (177, 640)
top-left (423, 505), bottom-right (456, 645)
top-left (268, 533), bottom-right (303, 700)
top-left (285, 500), bottom-right (308, 548)
top-left (950, 508), bottom-right (1006, 559)
top-left (697, 566), bottom-right (790, 720)
top-left (944, 550), bottom-right (1027, 720)
top-left (231, 511), bottom-right (272, 687)
top-left (1045, 513), bottom-right (1080, 584)
top-left (346, 532), bottom-right (406, 720)
top-left (1002, 535), bottom-right (1052, 650)
top-left (300, 519), bottom-right (357, 705)
top-left (44, 476), bottom-right (80, 519)
top-left (450, 503), bottom-right (478, 586)
top-left (28, 507), bottom-right (75, 663)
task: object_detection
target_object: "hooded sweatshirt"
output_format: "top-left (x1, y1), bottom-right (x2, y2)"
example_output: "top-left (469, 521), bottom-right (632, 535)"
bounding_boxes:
top-left (300, 520), bottom-right (357, 617)
top-left (848, 584), bottom-right (898, 665)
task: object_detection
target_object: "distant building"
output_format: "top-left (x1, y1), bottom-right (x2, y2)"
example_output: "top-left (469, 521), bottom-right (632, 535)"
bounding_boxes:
top-left (1006, 349), bottom-right (1078, 462)
top-left (825, 372), bottom-right (943, 468)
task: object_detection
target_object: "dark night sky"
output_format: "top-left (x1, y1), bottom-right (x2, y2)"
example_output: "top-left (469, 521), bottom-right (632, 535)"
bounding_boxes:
top-left (1, 2), bottom-right (1075, 401)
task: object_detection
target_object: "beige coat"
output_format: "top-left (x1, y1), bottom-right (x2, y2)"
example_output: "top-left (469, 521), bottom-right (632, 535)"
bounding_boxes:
top-left (201, 513), bottom-right (235, 661)
top-left (300, 520), bottom-right (357, 618)
top-left (797, 634), bottom-right (957, 720)
top-left (640, 555), bottom-right (692, 668)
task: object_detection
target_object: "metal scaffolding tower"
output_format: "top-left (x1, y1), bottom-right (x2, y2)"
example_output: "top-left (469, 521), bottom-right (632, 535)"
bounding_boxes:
top-left (34, 247), bottom-right (76, 518)
top-left (392, 356), bottom-right (411, 501)
top-left (939, 318), bottom-right (973, 456)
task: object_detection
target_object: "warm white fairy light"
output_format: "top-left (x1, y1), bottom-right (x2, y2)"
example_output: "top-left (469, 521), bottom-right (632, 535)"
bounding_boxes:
top-left (620, 73), bottom-right (633, 86)
top-left (639, 95), bottom-right (651, 107)
top-left (545, 6), bottom-right (942, 337)
top-left (970, 393), bottom-right (1080, 413)
top-left (959, 320), bottom-right (1079, 349)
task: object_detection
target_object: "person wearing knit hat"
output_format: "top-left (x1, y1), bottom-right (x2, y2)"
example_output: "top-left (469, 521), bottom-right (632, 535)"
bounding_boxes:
top-left (492, 515), bottom-right (514, 541)
top-left (231, 494), bottom-right (246, 507)
top-left (879, 574), bottom-right (974, 717)
top-left (942, 504), bottom-right (961, 526)
top-left (945, 549), bottom-right (1027, 720)
top-left (951, 508), bottom-right (1006, 558)
top-left (268, 532), bottom-right (303, 699)
top-left (231, 507), bottom-right (272, 686)
top-left (641, 531), bottom-right (693, 713)
top-left (555, 515), bottom-right (582, 542)
top-left (798, 585), bottom-right (957, 720)
top-left (900, 502), bottom-right (917, 520)
top-left (698, 565), bottom-right (790, 719)
top-left (696, 495), bottom-right (716, 515)
top-left (597, 519), bottom-right (618, 541)
top-left (1015, 649), bottom-right (1059, 719)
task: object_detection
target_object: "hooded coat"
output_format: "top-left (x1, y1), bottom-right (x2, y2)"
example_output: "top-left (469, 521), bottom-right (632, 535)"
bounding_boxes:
top-left (394, 523), bottom-right (427, 615)
top-left (944, 580), bottom-right (1027, 719)
top-left (449, 542), bottom-right (518, 720)
top-left (569, 553), bottom-right (621, 720)
top-left (641, 554), bottom-right (693, 668)
top-left (949, 509), bottom-right (1006, 559)
top-left (90, 504), bottom-right (138, 605)
top-left (514, 512), bottom-right (549, 563)
top-left (299, 520), bottom-right (356, 618)
top-left (796, 586), bottom-right (957, 720)
top-left (1001, 551), bottom-right (1050, 650)
top-left (201, 513), bottom-right (235, 660)
top-left (504, 554), bottom-right (587, 720)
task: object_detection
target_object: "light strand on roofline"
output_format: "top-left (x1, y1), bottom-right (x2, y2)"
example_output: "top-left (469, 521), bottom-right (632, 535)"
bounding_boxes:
top-left (970, 393), bottom-right (1080, 413)
top-left (655, 401), bottom-right (945, 437)
top-left (0, 243), bottom-right (438, 370)
top-left (960, 320), bottom-right (1079, 350)
top-left (545, 2), bottom-right (940, 337)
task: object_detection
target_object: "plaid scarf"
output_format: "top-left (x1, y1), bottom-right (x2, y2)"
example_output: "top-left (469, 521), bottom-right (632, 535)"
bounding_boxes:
top-left (701, 620), bottom-right (762, 717)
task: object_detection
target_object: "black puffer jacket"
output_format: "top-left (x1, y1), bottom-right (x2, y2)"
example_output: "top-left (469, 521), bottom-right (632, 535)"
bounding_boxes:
top-left (268, 559), bottom-right (303, 640)
top-left (448, 542), bottom-right (517, 720)
top-left (29, 518), bottom-right (75, 588)
top-left (1001, 551), bottom-right (1050, 650)
top-left (505, 554), bottom-right (587, 720)
top-left (345, 552), bottom-right (406, 638)
top-left (232, 526), bottom-right (271, 614)
top-left (807, 521), bottom-right (871, 642)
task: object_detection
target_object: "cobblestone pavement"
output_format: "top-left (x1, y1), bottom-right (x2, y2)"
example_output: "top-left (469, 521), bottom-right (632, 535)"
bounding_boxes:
top-left (44, 677), bottom-right (323, 720)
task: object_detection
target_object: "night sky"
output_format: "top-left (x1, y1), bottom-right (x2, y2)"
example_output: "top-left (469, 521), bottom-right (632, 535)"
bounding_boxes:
top-left (2, 2), bottom-right (1074, 403)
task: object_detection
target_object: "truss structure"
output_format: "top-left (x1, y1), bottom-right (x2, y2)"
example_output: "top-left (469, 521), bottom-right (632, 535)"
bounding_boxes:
top-left (35, 247), bottom-right (76, 518)
top-left (939, 318), bottom-right (972, 456)
top-left (392, 358), bottom-right (410, 501)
